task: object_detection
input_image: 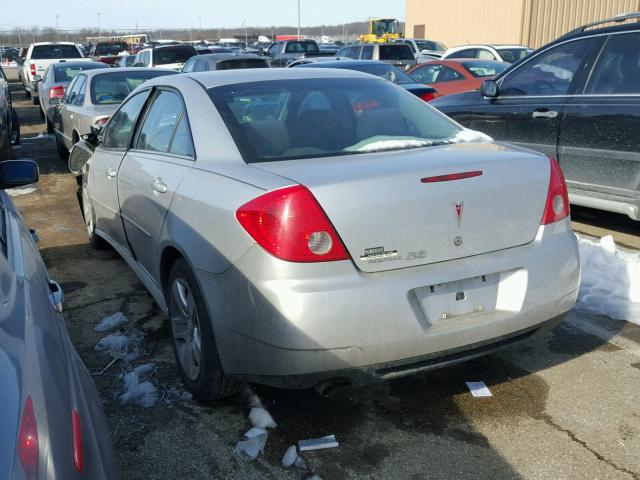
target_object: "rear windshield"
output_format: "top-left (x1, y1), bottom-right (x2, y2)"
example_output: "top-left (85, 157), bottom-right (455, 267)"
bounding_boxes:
top-left (217, 59), bottom-right (269, 70)
top-left (209, 78), bottom-right (459, 163)
top-left (91, 70), bottom-right (176, 104)
top-left (54, 63), bottom-right (108, 82)
top-left (284, 42), bottom-right (319, 54)
top-left (415, 40), bottom-right (447, 52)
top-left (154, 46), bottom-right (196, 65)
top-left (95, 42), bottom-right (128, 56)
top-left (495, 48), bottom-right (532, 63)
top-left (462, 61), bottom-right (509, 78)
top-left (31, 44), bottom-right (82, 59)
top-left (379, 45), bottom-right (414, 61)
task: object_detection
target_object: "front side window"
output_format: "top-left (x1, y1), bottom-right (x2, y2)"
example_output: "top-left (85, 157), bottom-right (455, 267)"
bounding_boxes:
top-left (496, 48), bottom-right (532, 63)
top-left (379, 45), bottom-right (414, 61)
top-left (135, 91), bottom-right (183, 153)
top-left (451, 49), bottom-right (478, 58)
top-left (477, 49), bottom-right (496, 60)
top-left (346, 46), bottom-right (360, 58)
top-left (102, 92), bottom-right (150, 149)
top-left (209, 78), bottom-right (460, 163)
top-left (499, 38), bottom-right (595, 96)
top-left (585, 32), bottom-right (640, 95)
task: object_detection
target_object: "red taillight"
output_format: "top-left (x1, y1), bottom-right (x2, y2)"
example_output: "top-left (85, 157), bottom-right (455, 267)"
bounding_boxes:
top-left (419, 91), bottom-right (438, 102)
top-left (48, 85), bottom-right (65, 100)
top-left (17, 396), bottom-right (39, 480)
top-left (30, 63), bottom-right (36, 77)
top-left (72, 409), bottom-right (83, 472)
top-left (541, 156), bottom-right (570, 225)
top-left (236, 185), bottom-right (350, 262)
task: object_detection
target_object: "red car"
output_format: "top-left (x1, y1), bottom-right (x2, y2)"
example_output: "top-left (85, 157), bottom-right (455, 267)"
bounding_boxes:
top-left (90, 41), bottom-right (130, 66)
top-left (408, 59), bottom-right (509, 97)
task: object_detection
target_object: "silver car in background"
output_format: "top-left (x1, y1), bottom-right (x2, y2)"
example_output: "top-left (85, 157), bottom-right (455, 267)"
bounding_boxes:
top-left (37, 61), bottom-right (109, 133)
top-left (53, 67), bottom-right (178, 158)
top-left (0, 160), bottom-right (118, 479)
top-left (181, 53), bottom-right (270, 72)
top-left (76, 69), bottom-right (580, 401)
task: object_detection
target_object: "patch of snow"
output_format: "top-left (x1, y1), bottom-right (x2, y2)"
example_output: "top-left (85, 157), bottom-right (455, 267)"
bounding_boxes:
top-left (36, 132), bottom-right (53, 139)
top-left (5, 186), bottom-right (37, 197)
top-left (305, 475), bottom-right (323, 480)
top-left (120, 363), bottom-right (158, 408)
top-left (577, 235), bottom-right (640, 324)
top-left (249, 407), bottom-right (277, 429)
top-left (235, 427), bottom-right (268, 460)
top-left (281, 445), bottom-right (298, 468)
top-left (95, 312), bottom-right (129, 332)
top-left (95, 333), bottom-right (129, 354)
top-left (452, 128), bottom-right (493, 143)
top-left (356, 138), bottom-right (433, 152)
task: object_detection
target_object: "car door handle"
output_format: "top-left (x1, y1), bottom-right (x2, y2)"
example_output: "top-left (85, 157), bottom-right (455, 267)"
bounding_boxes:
top-left (105, 167), bottom-right (117, 178)
top-left (532, 110), bottom-right (558, 119)
top-left (151, 179), bottom-right (167, 193)
top-left (49, 280), bottom-right (64, 313)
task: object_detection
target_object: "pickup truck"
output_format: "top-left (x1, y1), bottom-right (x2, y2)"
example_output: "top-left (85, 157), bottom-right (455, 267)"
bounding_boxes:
top-left (264, 40), bottom-right (334, 67)
top-left (21, 42), bottom-right (91, 104)
top-left (90, 40), bottom-right (130, 66)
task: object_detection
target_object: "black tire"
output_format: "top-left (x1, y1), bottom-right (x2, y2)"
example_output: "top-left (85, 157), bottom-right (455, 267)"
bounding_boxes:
top-left (81, 182), bottom-right (109, 249)
top-left (39, 106), bottom-right (44, 119)
top-left (11, 108), bottom-right (20, 145)
top-left (24, 89), bottom-right (31, 99)
top-left (167, 258), bottom-right (241, 401)
top-left (46, 117), bottom-right (53, 134)
top-left (55, 135), bottom-right (69, 160)
top-left (32, 96), bottom-right (39, 106)
top-left (1, 138), bottom-right (10, 161)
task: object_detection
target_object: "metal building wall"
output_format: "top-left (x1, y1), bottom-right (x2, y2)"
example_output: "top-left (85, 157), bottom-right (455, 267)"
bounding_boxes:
top-left (405, 0), bottom-right (640, 49)
top-left (405, 0), bottom-right (527, 46)
top-left (522, 0), bottom-right (640, 48)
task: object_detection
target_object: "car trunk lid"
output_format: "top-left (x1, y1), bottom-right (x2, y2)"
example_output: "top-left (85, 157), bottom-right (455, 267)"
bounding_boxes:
top-left (253, 142), bottom-right (549, 273)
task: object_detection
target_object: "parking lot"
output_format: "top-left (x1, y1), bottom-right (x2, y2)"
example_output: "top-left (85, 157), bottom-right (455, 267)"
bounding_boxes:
top-left (3, 65), bottom-right (640, 479)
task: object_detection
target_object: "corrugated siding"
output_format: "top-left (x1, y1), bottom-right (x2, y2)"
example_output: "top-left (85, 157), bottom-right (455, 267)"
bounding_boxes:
top-left (524, 0), bottom-right (640, 47)
top-left (405, 0), bottom-right (526, 45)
top-left (405, 0), bottom-right (640, 49)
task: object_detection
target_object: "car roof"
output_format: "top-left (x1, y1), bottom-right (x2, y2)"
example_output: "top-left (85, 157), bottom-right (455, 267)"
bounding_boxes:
top-left (53, 61), bottom-right (108, 69)
top-left (168, 67), bottom-right (376, 89)
top-left (197, 53), bottom-right (265, 63)
top-left (555, 19), bottom-right (640, 42)
top-left (448, 44), bottom-right (529, 50)
top-left (427, 58), bottom-right (509, 65)
top-left (298, 60), bottom-right (393, 68)
top-left (79, 67), bottom-right (176, 79)
top-left (31, 41), bottom-right (77, 46)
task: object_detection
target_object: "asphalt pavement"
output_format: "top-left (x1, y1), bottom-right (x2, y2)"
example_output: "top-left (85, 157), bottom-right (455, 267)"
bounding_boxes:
top-left (5, 66), bottom-right (640, 480)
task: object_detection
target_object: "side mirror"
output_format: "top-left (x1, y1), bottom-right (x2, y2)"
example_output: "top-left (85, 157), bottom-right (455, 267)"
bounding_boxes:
top-left (481, 79), bottom-right (498, 98)
top-left (0, 159), bottom-right (39, 189)
top-left (68, 140), bottom-right (94, 175)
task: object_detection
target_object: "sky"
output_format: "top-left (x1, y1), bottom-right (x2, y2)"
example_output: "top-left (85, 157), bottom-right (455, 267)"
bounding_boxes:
top-left (0, 0), bottom-right (405, 31)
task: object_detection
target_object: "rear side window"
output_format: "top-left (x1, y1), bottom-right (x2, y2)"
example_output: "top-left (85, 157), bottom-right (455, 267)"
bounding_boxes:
top-left (31, 44), bottom-right (82, 59)
top-left (169, 114), bottom-right (195, 157)
top-left (72, 76), bottom-right (86, 106)
top-left (410, 64), bottom-right (443, 83)
top-left (217, 59), bottom-right (269, 70)
top-left (103, 92), bottom-right (150, 149)
top-left (136, 91), bottom-right (183, 152)
top-left (499, 38), bottom-right (595, 96)
top-left (379, 45), bottom-right (414, 61)
top-left (585, 32), bottom-right (640, 95)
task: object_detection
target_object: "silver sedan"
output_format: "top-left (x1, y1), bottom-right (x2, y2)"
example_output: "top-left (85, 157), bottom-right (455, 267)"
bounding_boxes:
top-left (75, 69), bottom-right (580, 400)
top-left (0, 160), bottom-right (117, 479)
top-left (53, 67), bottom-right (178, 159)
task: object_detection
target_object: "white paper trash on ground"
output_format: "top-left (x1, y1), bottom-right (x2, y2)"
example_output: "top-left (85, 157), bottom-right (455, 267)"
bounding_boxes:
top-left (235, 427), bottom-right (268, 460)
top-left (465, 381), bottom-right (492, 398)
top-left (298, 435), bottom-right (339, 451)
top-left (95, 312), bottom-right (128, 332)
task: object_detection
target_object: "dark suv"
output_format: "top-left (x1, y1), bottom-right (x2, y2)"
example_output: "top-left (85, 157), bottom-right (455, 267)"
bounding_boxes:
top-left (431, 12), bottom-right (640, 221)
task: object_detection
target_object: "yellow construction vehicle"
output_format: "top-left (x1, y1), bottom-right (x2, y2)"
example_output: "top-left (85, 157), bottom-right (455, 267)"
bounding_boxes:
top-left (359, 18), bottom-right (402, 43)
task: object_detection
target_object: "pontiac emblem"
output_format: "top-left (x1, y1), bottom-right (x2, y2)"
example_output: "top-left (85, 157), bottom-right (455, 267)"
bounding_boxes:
top-left (454, 202), bottom-right (464, 227)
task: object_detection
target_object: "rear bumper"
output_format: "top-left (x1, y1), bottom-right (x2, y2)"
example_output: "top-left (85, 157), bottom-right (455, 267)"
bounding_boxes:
top-left (195, 219), bottom-right (579, 388)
